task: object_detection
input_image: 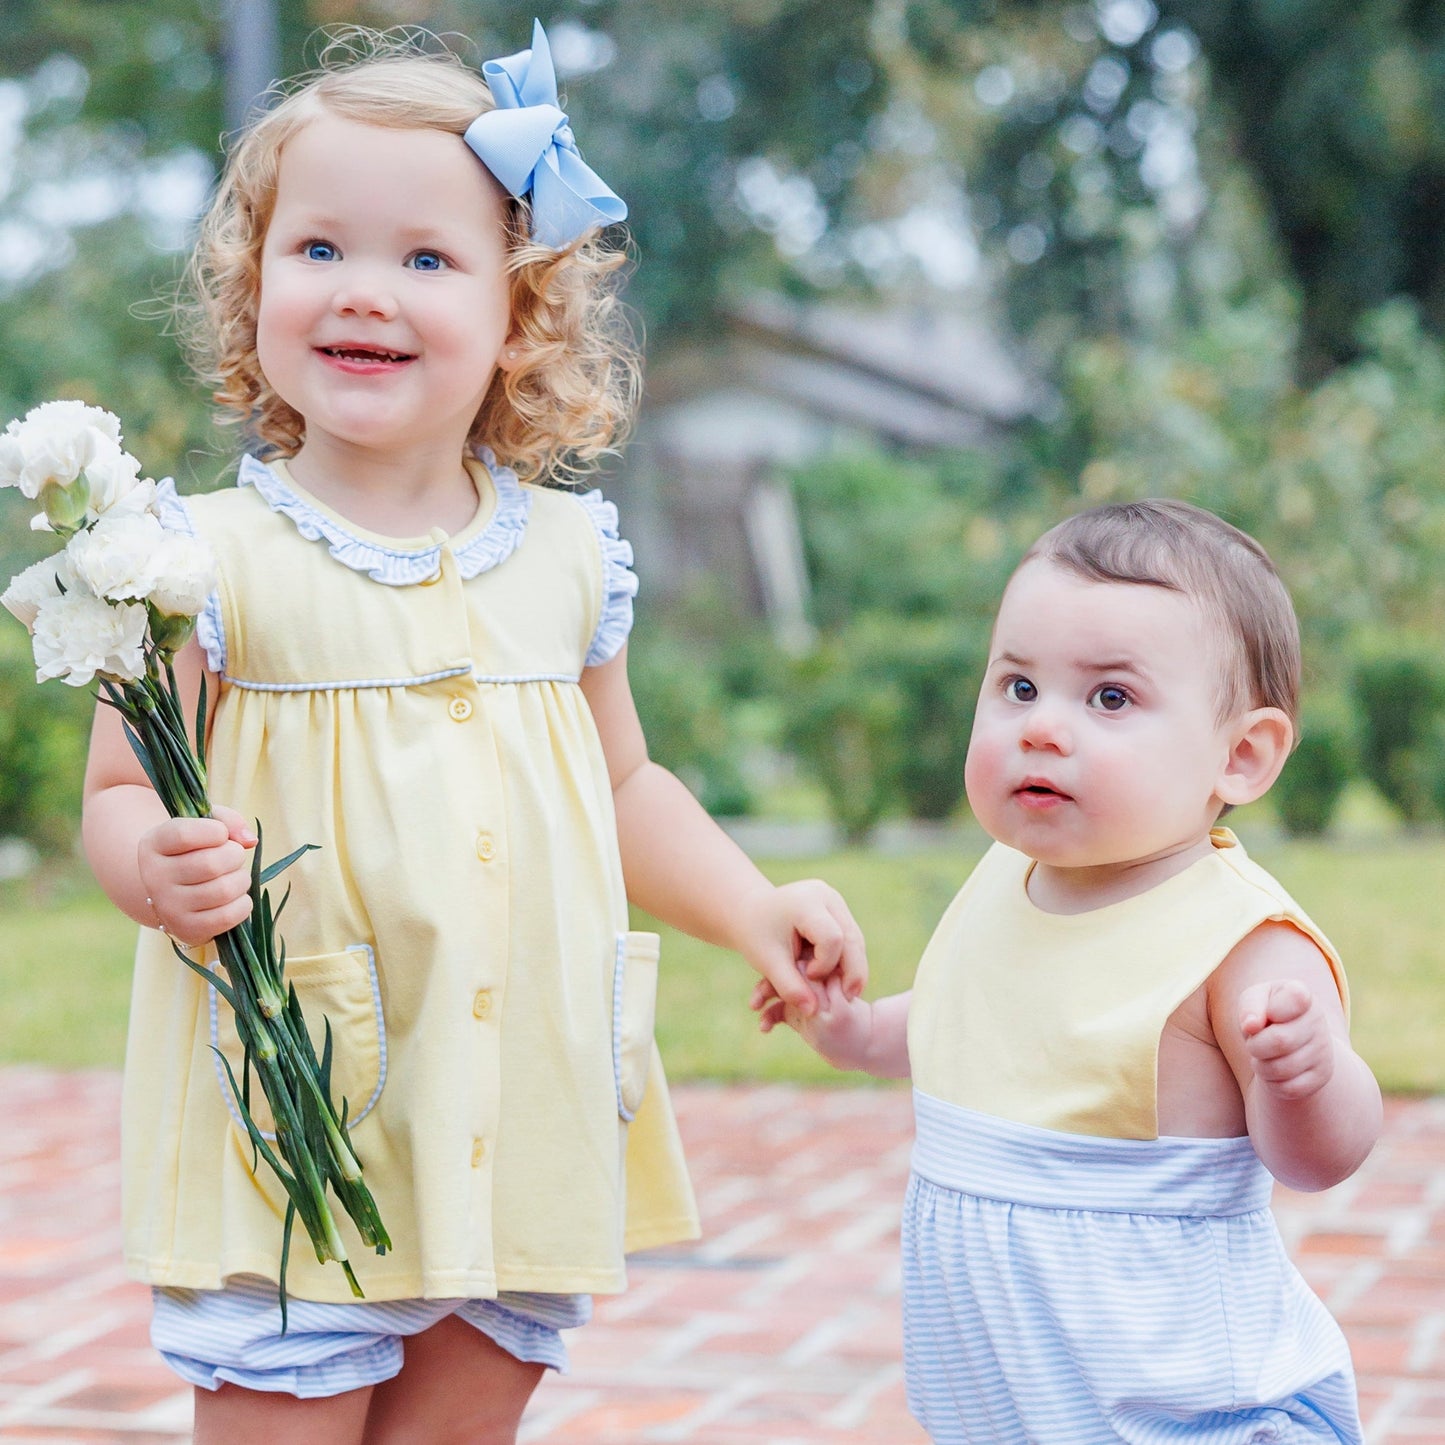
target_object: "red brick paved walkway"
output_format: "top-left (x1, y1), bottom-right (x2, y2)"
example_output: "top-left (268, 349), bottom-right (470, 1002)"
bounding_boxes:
top-left (2, 1068), bottom-right (1443, 1443)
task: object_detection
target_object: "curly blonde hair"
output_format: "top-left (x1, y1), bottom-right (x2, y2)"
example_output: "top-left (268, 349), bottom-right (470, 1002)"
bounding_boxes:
top-left (177, 28), bottom-right (639, 484)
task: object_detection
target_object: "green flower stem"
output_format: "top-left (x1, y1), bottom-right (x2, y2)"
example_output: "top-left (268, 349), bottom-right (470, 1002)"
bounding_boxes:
top-left (102, 636), bottom-right (390, 1316)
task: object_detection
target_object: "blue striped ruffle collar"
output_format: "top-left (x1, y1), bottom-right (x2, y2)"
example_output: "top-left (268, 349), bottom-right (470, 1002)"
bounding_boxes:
top-left (237, 449), bottom-right (531, 586)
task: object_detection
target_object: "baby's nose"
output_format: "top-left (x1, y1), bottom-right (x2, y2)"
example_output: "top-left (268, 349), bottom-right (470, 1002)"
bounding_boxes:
top-left (1019, 702), bottom-right (1072, 753)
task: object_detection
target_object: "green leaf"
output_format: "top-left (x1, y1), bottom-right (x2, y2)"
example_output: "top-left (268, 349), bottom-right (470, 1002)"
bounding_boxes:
top-left (119, 722), bottom-right (164, 796)
top-left (259, 842), bottom-right (320, 886)
top-left (279, 1201), bottom-right (295, 1336)
top-left (214, 1049), bottom-right (293, 1187)
top-left (319, 1015), bottom-right (334, 1101)
top-left (178, 948), bottom-right (237, 1010)
top-left (342, 1258), bottom-right (364, 1299)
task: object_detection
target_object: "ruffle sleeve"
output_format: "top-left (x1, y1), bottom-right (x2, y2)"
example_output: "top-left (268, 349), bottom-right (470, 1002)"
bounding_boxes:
top-left (152, 478), bottom-right (226, 675)
top-left (576, 489), bottom-right (639, 668)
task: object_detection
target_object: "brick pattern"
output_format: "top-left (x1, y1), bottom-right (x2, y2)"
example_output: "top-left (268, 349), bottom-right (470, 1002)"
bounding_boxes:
top-left (0, 1069), bottom-right (1441, 1443)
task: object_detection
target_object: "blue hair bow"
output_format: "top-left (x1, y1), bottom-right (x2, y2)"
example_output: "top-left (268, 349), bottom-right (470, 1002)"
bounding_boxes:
top-left (464, 19), bottom-right (627, 248)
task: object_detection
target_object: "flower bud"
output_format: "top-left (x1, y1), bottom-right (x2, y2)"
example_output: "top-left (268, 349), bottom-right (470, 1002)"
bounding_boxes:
top-left (147, 605), bottom-right (196, 658)
top-left (39, 474), bottom-right (91, 534)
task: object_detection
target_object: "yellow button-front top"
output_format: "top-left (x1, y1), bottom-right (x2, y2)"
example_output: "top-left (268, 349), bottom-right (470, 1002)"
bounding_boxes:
top-left (471, 1137), bottom-right (486, 1167)
top-left (475, 832), bottom-right (497, 862)
top-left (472, 989), bottom-right (493, 1020)
top-left (447, 696), bottom-right (473, 722)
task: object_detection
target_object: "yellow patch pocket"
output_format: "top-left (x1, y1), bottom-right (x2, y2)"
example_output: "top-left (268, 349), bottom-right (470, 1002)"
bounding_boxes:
top-left (209, 944), bottom-right (386, 1140)
top-left (612, 931), bottom-right (660, 1121)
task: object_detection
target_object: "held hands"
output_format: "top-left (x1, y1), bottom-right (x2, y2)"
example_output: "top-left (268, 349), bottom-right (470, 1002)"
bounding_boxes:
top-left (1238, 979), bottom-right (1336, 1102)
top-left (137, 804), bottom-right (257, 947)
top-left (734, 878), bottom-right (867, 1018)
top-left (752, 972), bottom-right (875, 1072)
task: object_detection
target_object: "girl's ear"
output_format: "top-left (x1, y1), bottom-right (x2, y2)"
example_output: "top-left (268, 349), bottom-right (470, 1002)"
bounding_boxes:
top-left (1215, 707), bottom-right (1293, 808)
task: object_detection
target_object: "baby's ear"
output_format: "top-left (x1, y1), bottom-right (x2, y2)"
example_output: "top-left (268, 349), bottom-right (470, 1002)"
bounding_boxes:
top-left (1216, 707), bottom-right (1293, 807)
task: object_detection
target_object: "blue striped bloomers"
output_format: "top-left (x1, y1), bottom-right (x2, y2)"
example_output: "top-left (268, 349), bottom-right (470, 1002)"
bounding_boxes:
top-left (902, 1091), bottom-right (1362, 1444)
top-left (151, 1276), bottom-right (590, 1397)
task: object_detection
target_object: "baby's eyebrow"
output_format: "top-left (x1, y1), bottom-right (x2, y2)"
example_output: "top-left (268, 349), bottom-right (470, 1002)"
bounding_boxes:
top-left (1081, 658), bottom-right (1150, 679)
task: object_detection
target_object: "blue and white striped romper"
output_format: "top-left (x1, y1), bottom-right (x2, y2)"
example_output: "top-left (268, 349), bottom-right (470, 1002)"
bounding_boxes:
top-left (903, 834), bottom-right (1364, 1444)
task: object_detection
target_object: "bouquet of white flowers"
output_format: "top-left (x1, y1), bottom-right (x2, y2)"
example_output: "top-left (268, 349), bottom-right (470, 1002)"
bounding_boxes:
top-left (1, 400), bottom-right (389, 1322)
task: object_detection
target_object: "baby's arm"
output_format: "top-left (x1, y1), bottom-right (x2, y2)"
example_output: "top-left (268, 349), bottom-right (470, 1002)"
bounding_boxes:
top-left (579, 647), bottom-right (866, 1016)
top-left (82, 637), bottom-right (255, 946)
top-left (1209, 921), bottom-right (1382, 1192)
top-left (752, 974), bottom-right (911, 1078)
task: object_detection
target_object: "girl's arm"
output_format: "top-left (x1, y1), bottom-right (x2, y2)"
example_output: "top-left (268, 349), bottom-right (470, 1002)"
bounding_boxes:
top-left (1209, 921), bottom-right (1382, 1192)
top-left (753, 974), bottom-right (912, 1078)
top-left (82, 636), bottom-right (255, 946)
top-left (580, 647), bottom-right (866, 1016)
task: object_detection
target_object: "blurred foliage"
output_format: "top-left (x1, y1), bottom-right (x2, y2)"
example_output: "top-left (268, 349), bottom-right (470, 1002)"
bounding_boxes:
top-left (626, 614), bottom-right (757, 816)
top-left (0, 620), bottom-right (90, 853)
top-left (1021, 299), bottom-right (1445, 689)
top-left (1272, 696), bottom-right (1355, 839)
top-left (0, 218), bottom-right (222, 500)
top-left (775, 447), bottom-right (1040, 837)
top-left (902, 0), bottom-right (1445, 373)
top-left (1350, 644), bottom-right (1445, 826)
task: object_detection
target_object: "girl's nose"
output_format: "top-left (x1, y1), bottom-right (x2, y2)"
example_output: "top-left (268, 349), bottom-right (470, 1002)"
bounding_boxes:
top-left (331, 271), bottom-right (399, 321)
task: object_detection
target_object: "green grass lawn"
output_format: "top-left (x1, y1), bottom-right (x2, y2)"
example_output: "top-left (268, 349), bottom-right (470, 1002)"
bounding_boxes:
top-left (4, 832), bottom-right (1443, 1092)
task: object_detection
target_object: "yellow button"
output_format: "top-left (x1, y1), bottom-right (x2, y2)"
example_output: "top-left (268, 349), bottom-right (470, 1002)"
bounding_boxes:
top-left (447, 696), bottom-right (473, 722)
top-left (472, 989), bottom-right (493, 1020)
top-left (419, 568), bottom-right (443, 587)
top-left (471, 1137), bottom-right (486, 1167)
top-left (475, 832), bottom-right (496, 862)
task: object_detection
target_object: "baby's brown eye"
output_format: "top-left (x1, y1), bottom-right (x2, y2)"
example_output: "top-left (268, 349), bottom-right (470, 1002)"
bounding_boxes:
top-left (1091, 685), bottom-right (1130, 712)
top-left (1005, 678), bottom-right (1037, 703)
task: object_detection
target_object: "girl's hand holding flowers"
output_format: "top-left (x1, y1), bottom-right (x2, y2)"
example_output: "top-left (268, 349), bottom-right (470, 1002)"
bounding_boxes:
top-left (138, 805), bottom-right (257, 946)
top-left (1, 398), bottom-right (390, 1320)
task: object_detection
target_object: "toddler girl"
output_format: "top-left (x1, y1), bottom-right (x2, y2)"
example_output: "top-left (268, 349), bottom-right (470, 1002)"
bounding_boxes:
top-left (757, 500), bottom-right (1380, 1444)
top-left (82, 24), bottom-right (863, 1444)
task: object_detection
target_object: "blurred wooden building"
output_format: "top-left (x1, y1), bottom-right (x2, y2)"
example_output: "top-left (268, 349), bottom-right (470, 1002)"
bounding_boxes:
top-left (616, 292), bottom-right (1042, 650)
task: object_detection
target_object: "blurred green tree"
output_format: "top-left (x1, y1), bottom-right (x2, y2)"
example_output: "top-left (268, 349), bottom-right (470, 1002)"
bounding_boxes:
top-left (778, 447), bottom-right (1040, 837)
top-left (902, 0), bottom-right (1445, 375)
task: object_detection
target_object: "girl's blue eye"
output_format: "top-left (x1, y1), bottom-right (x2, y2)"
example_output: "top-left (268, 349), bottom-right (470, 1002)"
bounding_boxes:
top-left (1090, 684), bottom-right (1131, 712)
top-left (304, 241), bottom-right (338, 262)
top-left (1005, 677), bottom-right (1037, 703)
top-left (408, 250), bottom-right (445, 272)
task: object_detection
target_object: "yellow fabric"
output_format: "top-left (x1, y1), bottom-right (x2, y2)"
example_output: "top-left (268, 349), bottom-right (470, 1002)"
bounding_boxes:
top-left (121, 459), bottom-right (699, 1303)
top-left (907, 828), bottom-right (1348, 1140)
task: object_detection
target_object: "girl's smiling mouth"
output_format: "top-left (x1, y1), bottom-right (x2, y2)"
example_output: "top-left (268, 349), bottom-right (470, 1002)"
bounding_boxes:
top-left (317, 343), bottom-right (416, 371)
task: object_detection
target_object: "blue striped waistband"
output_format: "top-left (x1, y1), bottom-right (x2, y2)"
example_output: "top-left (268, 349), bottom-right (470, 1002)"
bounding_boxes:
top-left (910, 1089), bottom-right (1273, 1218)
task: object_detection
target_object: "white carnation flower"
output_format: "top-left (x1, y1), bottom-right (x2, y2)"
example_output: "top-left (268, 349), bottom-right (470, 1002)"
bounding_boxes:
top-left (83, 438), bottom-right (145, 515)
top-left (67, 510), bottom-right (168, 603)
top-left (0, 400), bottom-right (122, 499)
top-left (100, 475), bottom-right (160, 521)
top-left (31, 590), bottom-right (148, 686)
top-left (1, 551), bottom-right (84, 629)
top-left (147, 531), bottom-right (217, 618)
